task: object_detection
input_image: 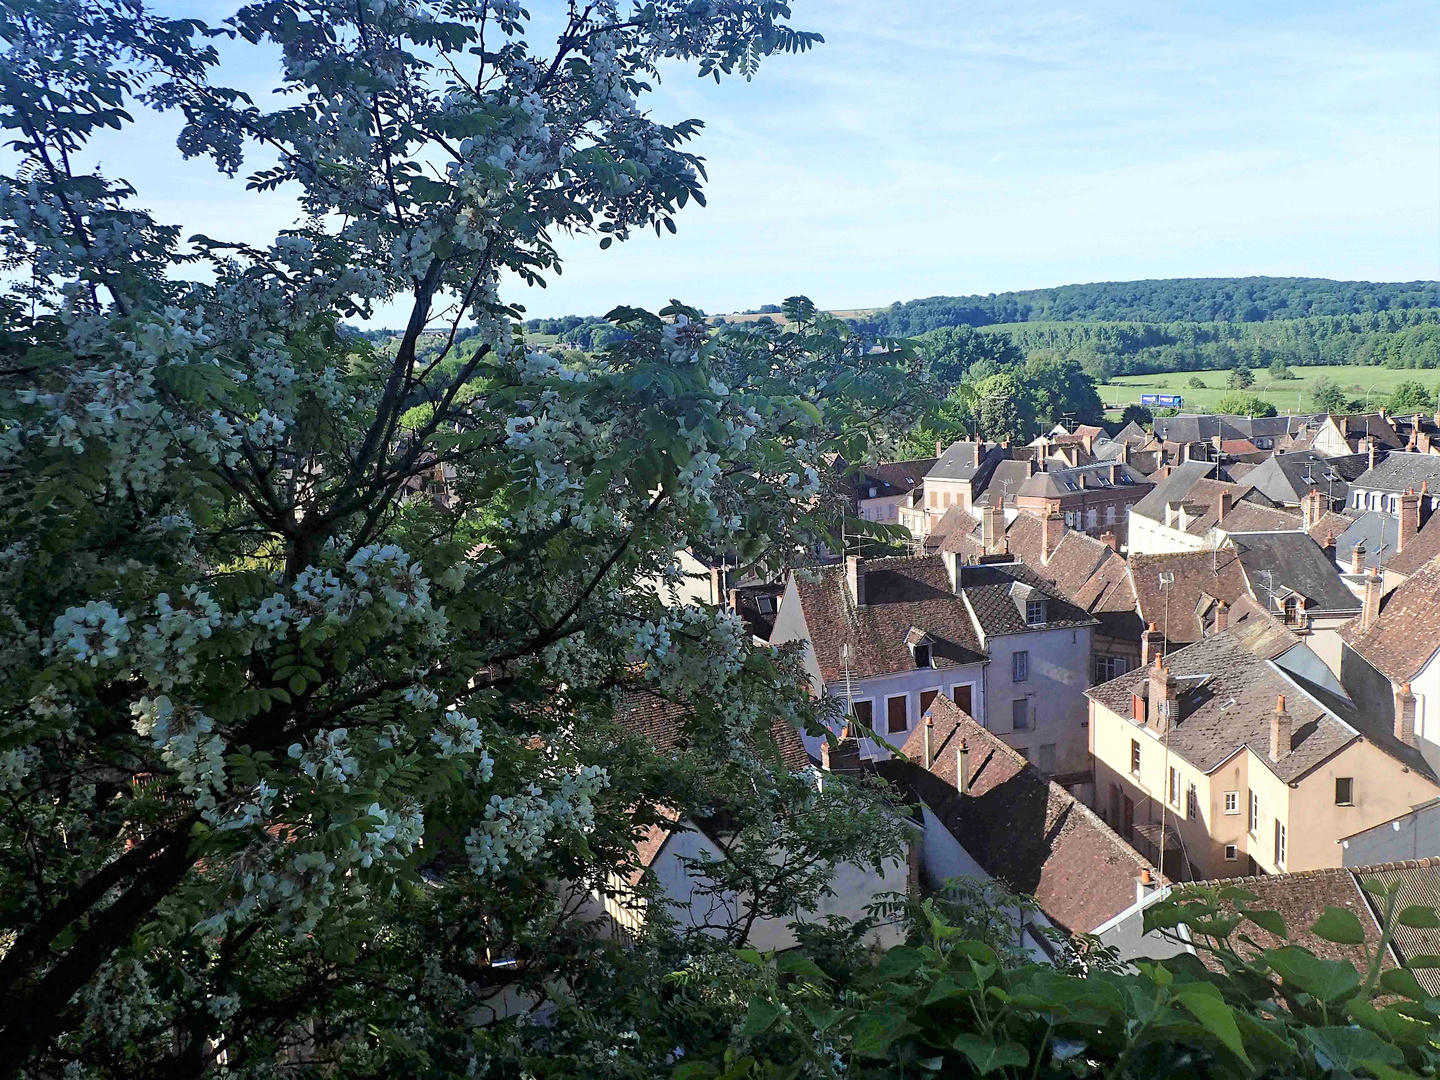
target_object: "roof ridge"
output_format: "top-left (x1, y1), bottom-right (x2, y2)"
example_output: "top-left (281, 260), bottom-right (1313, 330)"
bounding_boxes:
top-left (1187, 856), bottom-right (1440, 890)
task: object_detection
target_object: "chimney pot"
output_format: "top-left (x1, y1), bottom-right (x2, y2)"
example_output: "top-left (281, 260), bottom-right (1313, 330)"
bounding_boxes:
top-left (1141, 621), bottom-right (1165, 667)
top-left (1214, 601), bottom-right (1228, 633)
top-left (1217, 489), bottom-right (1233, 522)
top-left (923, 713), bottom-right (934, 769)
top-left (1270, 694), bottom-right (1292, 760)
top-left (1399, 488), bottom-right (1421, 553)
top-left (957, 740), bottom-right (971, 794)
top-left (1351, 540), bottom-right (1367, 575)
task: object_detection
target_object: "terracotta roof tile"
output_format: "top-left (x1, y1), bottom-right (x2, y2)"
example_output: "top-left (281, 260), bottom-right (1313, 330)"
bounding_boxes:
top-left (878, 695), bottom-right (1155, 934)
top-left (1340, 554), bottom-right (1440, 683)
top-left (1388, 512), bottom-right (1440, 577)
top-left (1128, 549), bottom-right (1251, 644)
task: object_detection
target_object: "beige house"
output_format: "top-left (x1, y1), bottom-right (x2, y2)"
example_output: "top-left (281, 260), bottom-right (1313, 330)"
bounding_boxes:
top-left (1086, 610), bottom-right (1440, 881)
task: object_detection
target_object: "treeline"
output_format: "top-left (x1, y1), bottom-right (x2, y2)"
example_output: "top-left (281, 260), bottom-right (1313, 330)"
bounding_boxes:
top-left (854, 276), bottom-right (1438, 335)
top-left (970, 310), bottom-right (1440, 375)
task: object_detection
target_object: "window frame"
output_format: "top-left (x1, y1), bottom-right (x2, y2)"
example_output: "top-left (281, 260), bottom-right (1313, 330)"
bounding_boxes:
top-left (913, 642), bottom-right (932, 669)
top-left (1168, 766), bottom-right (1181, 806)
top-left (1224, 844), bottom-right (1238, 862)
top-left (1248, 789), bottom-right (1259, 835)
top-left (1130, 739), bottom-right (1141, 776)
top-left (1011, 697), bottom-right (1032, 732)
top-left (885, 694), bottom-right (908, 735)
top-left (1187, 782), bottom-right (1198, 821)
top-left (1037, 743), bottom-right (1056, 775)
top-left (1224, 791), bottom-right (1239, 815)
top-left (1274, 820), bottom-right (1287, 868)
top-left (1012, 650), bottom-right (1030, 683)
top-left (1335, 777), bottom-right (1354, 806)
top-left (1025, 599), bottom-right (1046, 626)
top-left (850, 699), bottom-right (874, 730)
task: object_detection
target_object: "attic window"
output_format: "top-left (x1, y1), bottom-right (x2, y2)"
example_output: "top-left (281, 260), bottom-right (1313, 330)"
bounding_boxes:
top-left (1025, 599), bottom-right (1047, 626)
top-left (757, 595), bottom-right (776, 614)
top-left (913, 643), bottom-right (932, 669)
top-left (868, 485), bottom-right (877, 498)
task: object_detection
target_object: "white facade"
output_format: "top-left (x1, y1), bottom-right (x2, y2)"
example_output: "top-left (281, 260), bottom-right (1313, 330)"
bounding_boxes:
top-left (1127, 508), bottom-right (1211, 555)
top-left (818, 665), bottom-right (986, 762)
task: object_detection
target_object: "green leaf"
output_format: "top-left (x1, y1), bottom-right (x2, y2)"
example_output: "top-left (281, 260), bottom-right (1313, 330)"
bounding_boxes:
top-left (740, 994), bottom-right (782, 1038)
top-left (1173, 986), bottom-right (1250, 1067)
top-left (861, 946), bottom-right (925, 985)
top-left (1265, 946), bottom-right (1363, 1002)
top-left (1396, 904), bottom-right (1440, 928)
top-left (951, 1034), bottom-right (1029, 1075)
top-left (848, 1004), bottom-right (917, 1059)
top-left (798, 1001), bottom-right (844, 1033)
top-left (1379, 967), bottom-right (1428, 1000)
top-left (1302, 1026), bottom-right (1404, 1070)
top-left (1311, 906), bottom-right (1367, 945)
top-left (1239, 907), bottom-right (1288, 939)
top-left (775, 952), bottom-right (828, 985)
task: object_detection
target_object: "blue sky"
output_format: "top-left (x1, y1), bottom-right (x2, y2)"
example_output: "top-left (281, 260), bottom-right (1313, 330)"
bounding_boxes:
top-left (80, 1), bottom-right (1440, 321)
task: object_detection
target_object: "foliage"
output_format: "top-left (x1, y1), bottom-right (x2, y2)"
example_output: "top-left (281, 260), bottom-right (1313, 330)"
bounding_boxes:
top-left (0, 1), bottom-right (937, 1073)
top-left (1310, 376), bottom-right (1351, 414)
top-left (970, 373), bottom-right (1038, 443)
top-left (1388, 380), bottom-right (1437, 415)
top-left (673, 880), bottom-right (1440, 1079)
top-left (915, 325), bottom-right (1023, 390)
top-left (1228, 364), bottom-right (1256, 390)
top-left (1269, 357), bottom-right (1297, 380)
top-left (1118, 404), bottom-right (1153, 429)
top-left (1021, 352), bottom-right (1104, 428)
top-left (1214, 392), bottom-right (1277, 418)
top-left (1188, 375), bottom-right (1208, 388)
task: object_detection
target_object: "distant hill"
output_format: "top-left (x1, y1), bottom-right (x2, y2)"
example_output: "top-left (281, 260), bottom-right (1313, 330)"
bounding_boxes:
top-left (849, 277), bottom-right (1439, 337)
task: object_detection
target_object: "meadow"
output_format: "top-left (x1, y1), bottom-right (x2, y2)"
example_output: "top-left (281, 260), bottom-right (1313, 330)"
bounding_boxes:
top-left (1096, 365), bottom-right (1436, 416)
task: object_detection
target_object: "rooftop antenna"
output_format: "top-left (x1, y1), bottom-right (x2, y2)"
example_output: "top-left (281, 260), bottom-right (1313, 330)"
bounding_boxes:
top-left (1158, 571), bottom-right (1176, 660)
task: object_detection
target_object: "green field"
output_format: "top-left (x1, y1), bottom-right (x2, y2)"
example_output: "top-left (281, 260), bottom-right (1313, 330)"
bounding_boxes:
top-left (1097, 365), bottom-right (1437, 416)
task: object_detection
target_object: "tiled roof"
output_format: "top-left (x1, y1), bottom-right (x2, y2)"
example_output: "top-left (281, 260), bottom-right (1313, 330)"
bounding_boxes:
top-left (1086, 621), bottom-right (1364, 784)
top-left (1231, 531), bottom-right (1362, 615)
top-left (1180, 857), bottom-right (1440, 994)
top-left (1128, 549), bottom-right (1251, 644)
top-left (954, 561), bottom-right (1098, 639)
top-left (929, 440), bottom-right (1001, 481)
top-left (1207, 499), bottom-right (1302, 535)
top-left (974, 459), bottom-right (1036, 505)
top-left (879, 695), bottom-right (1155, 935)
top-left (1014, 461), bottom-right (1148, 500)
top-left (925, 506), bottom-right (981, 552)
top-left (1331, 512), bottom-right (1400, 572)
top-left (1129, 461), bottom-right (1217, 524)
top-left (1341, 554), bottom-right (1440, 684)
top-left (1351, 451), bottom-right (1440, 494)
top-left (616, 689), bottom-right (812, 772)
top-left (790, 557), bottom-right (987, 684)
top-left (1112, 420), bottom-right (1151, 445)
top-left (1220, 438), bottom-right (1261, 455)
top-left (1388, 512), bottom-right (1440, 577)
top-left (851, 457), bottom-right (936, 499)
top-left (1307, 510), bottom-right (1354, 546)
top-left (731, 582), bottom-right (784, 641)
top-left (1153, 415), bottom-right (1245, 444)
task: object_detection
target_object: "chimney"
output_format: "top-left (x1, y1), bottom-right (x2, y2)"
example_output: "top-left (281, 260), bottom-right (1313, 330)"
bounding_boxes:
top-left (1079, 472), bottom-right (1088, 489)
top-left (1323, 531), bottom-right (1337, 559)
top-left (1121, 441), bottom-right (1131, 466)
top-left (1214, 601), bottom-right (1228, 633)
top-left (1361, 567), bottom-right (1381, 632)
top-left (1082, 432), bottom-right (1095, 456)
top-left (923, 714), bottom-right (933, 770)
top-left (1399, 488), bottom-right (1421, 552)
top-left (1301, 488), bottom-right (1325, 530)
top-left (936, 439), bottom-right (943, 458)
top-left (957, 740), bottom-right (970, 794)
top-left (1351, 540), bottom-right (1367, 575)
top-left (982, 501), bottom-right (1005, 555)
top-left (1110, 463), bottom-right (1121, 484)
top-left (1042, 511), bottom-right (1065, 562)
top-left (1136, 868), bottom-right (1159, 906)
top-left (1270, 694), bottom-right (1292, 760)
top-left (1100, 531), bottom-right (1119, 553)
top-left (1216, 489), bottom-right (1233, 523)
top-left (728, 587), bottom-right (740, 613)
top-left (710, 565), bottom-right (723, 606)
top-left (1367, 438), bottom-right (1377, 471)
top-left (1420, 428), bottom-right (1433, 455)
top-left (1147, 656), bottom-right (1177, 735)
top-left (845, 555), bottom-right (866, 607)
top-left (1295, 597), bottom-right (1307, 627)
top-left (1395, 683), bottom-right (1418, 747)
top-left (1027, 458), bottom-right (1037, 477)
top-left (1181, 442), bottom-right (1191, 463)
top-left (1141, 621), bottom-right (1165, 667)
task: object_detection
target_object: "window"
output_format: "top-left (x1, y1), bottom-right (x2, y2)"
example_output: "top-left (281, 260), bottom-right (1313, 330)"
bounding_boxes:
top-left (1095, 655), bottom-right (1129, 682)
top-left (913, 643), bottom-right (932, 669)
top-left (757, 595), bottom-right (775, 614)
top-left (1274, 820), bottom-right (1287, 867)
top-left (1248, 790), bottom-right (1259, 835)
top-left (1105, 503), bottom-right (1116, 525)
top-left (952, 684), bottom-right (973, 715)
top-left (1336, 777), bottom-right (1354, 806)
top-left (1131, 739), bottom-right (1141, 775)
top-left (1354, 492), bottom-right (1363, 509)
top-left (1168, 767), bottom-right (1181, 806)
top-left (919, 689), bottom-right (939, 717)
top-left (1025, 599), bottom-right (1046, 626)
top-left (1012, 698), bottom-right (1032, 731)
top-left (886, 696), bottom-right (908, 735)
top-left (1012, 651), bottom-right (1029, 682)
top-left (851, 700), bottom-right (873, 730)
top-left (1065, 511), bottom-right (1076, 527)
top-left (1224, 844), bottom-right (1238, 862)
top-left (1016, 746), bottom-right (1031, 761)
top-left (1087, 507), bottom-right (1098, 529)
top-left (1187, 782), bottom-right (1198, 821)
top-left (1038, 743), bottom-right (1057, 774)
top-left (1224, 791), bottom-right (1239, 815)
top-left (928, 491), bottom-right (937, 508)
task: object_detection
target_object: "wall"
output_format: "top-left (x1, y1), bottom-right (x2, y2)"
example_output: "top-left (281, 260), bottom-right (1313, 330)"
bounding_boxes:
top-left (819, 665), bottom-right (986, 762)
top-left (1341, 800), bottom-right (1440, 866)
top-left (1127, 511), bottom-right (1209, 556)
top-left (768, 575), bottom-right (825, 696)
top-left (640, 548), bottom-right (718, 608)
top-left (982, 623), bottom-right (1094, 774)
top-left (858, 491), bottom-right (911, 523)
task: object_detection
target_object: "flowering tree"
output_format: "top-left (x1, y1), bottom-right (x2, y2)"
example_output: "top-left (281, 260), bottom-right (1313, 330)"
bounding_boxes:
top-left (0, 1), bottom-right (916, 1071)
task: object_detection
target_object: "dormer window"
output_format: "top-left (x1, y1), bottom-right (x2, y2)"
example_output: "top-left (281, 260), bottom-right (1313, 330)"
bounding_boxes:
top-left (1025, 599), bottom-right (1047, 626)
top-left (913, 643), bottom-right (932, 668)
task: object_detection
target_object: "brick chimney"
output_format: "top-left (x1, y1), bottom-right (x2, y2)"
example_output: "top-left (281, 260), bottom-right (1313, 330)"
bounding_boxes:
top-left (1351, 540), bottom-right (1367, 575)
top-left (1141, 621), bottom-right (1165, 667)
top-left (982, 500), bottom-right (1005, 555)
top-left (957, 739), bottom-right (971, 794)
top-left (1214, 601), bottom-right (1228, 633)
top-left (1270, 694), bottom-right (1292, 760)
top-left (1147, 656), bottom-right (1177, 735)
top-left (1395, 683), bottom-right (1417, 747)
top-left (1216, 488), bottom-right (1233, 523)
top-left (1082, 431), bottom-right (1095, 456)
top-left (1399, 488), bottom-right (1421, 553)
top-left (1042, 511), bottom-right (1065, 562)
top-left (1323, 531), bottom-right (1337, 560)
top-left (936, 439), bottom-right (943, 458)
top-left (1121, 441), bottom-right (1131, 466)
top-left (1099, 531), bottom-right (1119, 553)
top-left (1360, 567), bottom-right (1381, 632)
top-left (845, 555), bottom-right (866, 607)
top-left (1301, 488), bottom-right (1326, 530)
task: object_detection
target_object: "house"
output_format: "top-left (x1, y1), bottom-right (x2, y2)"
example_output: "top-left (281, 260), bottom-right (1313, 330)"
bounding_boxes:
top-left (1340, 801), bottom-right (1440, 866)
top-left (1311, 412), bottom-right (1407, 458)
top-left (899, 440), bottom-right (1005, 537)
top-left (1086, 611), bottom-right (1440, 881)
top-left (770, 555), bottom-right (989, 761)
top-left (1128, 463), bottom-right (1304, 555)
top-left (728, 582), bottom-right (785, 642)
top-left (877, 695), bottom-right (1159, 957)
top-left (771, 553), bottom-right (1096, 777)
top-left (608, 691), bottom-right (907, 951)
top-left (1347, 451), bottom-right (1440, 515)
top-left (1239, 451), bottom-right (1368, 509)
top-left (848, 457), bottom-right (936, 523)
top-left (1128, 548), bottom-right (1252, 655)
top-left (1115, 858), bottom-right (1440, 993)
top-left (1228, 530), bottom-right (1362, 672)
top-left (1010, 459), bottom-right (1153, 544)
top-left (1340, 554), bottom-right (1440, 751)
top-left (1385, 511), bottom-right (1440, 583)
